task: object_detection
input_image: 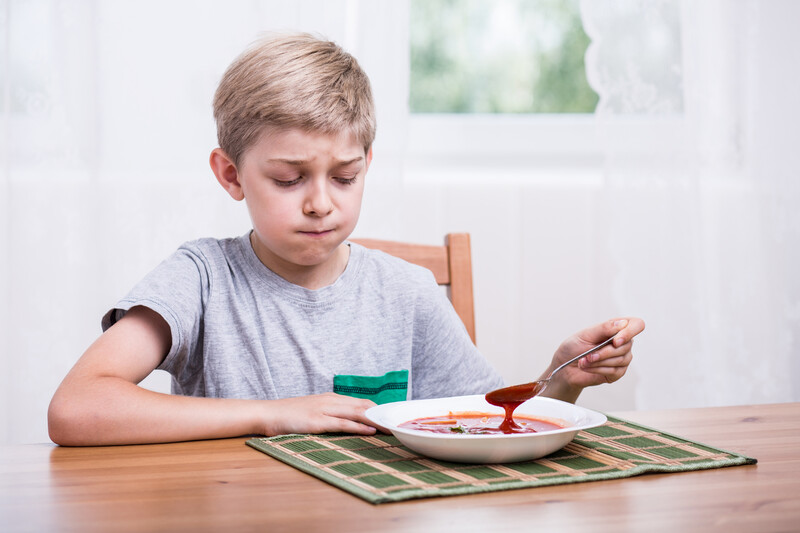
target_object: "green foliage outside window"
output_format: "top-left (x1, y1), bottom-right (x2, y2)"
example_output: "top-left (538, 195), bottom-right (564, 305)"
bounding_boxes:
top-left (410, 0), bottom-right (598, 114)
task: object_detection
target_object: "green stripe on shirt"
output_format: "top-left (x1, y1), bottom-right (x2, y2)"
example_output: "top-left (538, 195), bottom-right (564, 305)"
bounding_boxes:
top-left (333, 370), bottom-right (409, 404)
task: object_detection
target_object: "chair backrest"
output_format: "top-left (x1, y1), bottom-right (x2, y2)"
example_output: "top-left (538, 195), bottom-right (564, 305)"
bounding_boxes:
top-left (350, 233), bottom-right (476, 344)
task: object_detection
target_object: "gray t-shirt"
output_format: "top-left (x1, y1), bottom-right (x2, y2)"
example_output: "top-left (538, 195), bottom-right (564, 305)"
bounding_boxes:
top-left (102, 233), bottom-right (505, 401)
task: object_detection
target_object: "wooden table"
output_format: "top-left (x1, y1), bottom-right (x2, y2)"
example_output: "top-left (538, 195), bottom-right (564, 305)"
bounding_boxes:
top-left (2, 403), bottom-right (798, 532)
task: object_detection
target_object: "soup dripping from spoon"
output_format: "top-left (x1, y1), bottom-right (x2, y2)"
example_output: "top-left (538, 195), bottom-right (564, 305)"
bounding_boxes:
top-left (485, 336), bottom-right (616, 433)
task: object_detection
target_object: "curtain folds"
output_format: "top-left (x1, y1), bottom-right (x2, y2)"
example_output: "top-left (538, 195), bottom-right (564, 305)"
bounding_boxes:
top-left (581, 0), bottom-right (799, 408)
top-left (1, 0), bottom-right (797, 445)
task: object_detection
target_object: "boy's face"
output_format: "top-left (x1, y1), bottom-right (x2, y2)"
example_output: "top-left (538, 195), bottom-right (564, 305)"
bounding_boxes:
top-left (211, 127), bottom-right (371, 288)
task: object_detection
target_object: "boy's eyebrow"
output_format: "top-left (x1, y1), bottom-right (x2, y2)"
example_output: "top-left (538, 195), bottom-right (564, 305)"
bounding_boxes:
top-left (333, 156), bottom-right (365, 166)
top-left (266, 156), bottom-right (364, 166)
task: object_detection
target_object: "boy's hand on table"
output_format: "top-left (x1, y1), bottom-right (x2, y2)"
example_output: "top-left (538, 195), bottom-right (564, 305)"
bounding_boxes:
top-left (261, 393), bottom-right (378, 436)
top-left (541, 317), bottom-right (645, 403)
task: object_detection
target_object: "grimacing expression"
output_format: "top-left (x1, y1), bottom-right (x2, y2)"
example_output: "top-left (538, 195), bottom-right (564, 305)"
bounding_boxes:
top-left (217, 126), bottom-right (371, 287)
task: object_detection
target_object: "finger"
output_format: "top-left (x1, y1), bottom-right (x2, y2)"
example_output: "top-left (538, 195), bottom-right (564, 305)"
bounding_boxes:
top-left (299, 408), bottom-right (378, 434)
top-left (581, 337), bottom-right (632, 363)
top-left (581, 318), bottom-right (631, 347)
top-left (323, 417), bottom-right (377, 435)
top-left (612, 317), bottom-right (645, 347)
top-left (322, 395), bottom-right (376, 416)
top-left (577, 362), bottom-right (629, 383)
top-left (320, 395), bottom-right (378, 432)
top-left (579, 320), bottom-right (621, 345)
top-left (580, 351), bottom-right (632, 370)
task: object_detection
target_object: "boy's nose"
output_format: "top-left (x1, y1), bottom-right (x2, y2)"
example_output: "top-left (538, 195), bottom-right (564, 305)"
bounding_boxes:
top-left (303, 181), bottom-right (333, 217)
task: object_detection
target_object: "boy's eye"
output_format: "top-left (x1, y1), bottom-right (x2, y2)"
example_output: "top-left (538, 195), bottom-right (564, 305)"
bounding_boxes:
top-left (334, 177), bottom-right (357, 186)
top-left (274, 177), bottom-right (302, 187)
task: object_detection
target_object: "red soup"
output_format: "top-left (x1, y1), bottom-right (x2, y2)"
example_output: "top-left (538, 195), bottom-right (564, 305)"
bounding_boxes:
top-left (399, 411), bottom-right (567, 435)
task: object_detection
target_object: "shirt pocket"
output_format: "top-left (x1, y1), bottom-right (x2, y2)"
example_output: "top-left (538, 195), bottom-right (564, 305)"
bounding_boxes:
top-left (333, 370), bottom-right (409, 404)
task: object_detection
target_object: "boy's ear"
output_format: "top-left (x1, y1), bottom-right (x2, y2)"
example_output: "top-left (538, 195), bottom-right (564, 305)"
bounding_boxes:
top-left (210, 148), bottom-right (245, 201)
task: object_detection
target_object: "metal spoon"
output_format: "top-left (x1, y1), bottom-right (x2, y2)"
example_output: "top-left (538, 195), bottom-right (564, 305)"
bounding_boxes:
top-left (485, 336), bottom-right (616, 407)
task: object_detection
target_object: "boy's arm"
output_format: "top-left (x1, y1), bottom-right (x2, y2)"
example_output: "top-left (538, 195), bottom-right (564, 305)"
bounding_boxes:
top-left (48, 306), bottom-right (376, 446)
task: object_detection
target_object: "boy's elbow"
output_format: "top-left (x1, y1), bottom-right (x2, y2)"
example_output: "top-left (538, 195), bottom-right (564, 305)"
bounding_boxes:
top-left (47, 392), bottom-right (89, 446)
top-left (48, 395), bottom-right (72, 446)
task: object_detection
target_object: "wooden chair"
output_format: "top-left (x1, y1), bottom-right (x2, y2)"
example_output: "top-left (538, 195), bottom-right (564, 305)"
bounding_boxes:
top-left (350, 233), bottom-right (476, 344)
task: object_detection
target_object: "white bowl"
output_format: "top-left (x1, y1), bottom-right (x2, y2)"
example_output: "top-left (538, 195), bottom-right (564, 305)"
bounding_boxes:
top-left (365, 395), bottom-right (607, 463)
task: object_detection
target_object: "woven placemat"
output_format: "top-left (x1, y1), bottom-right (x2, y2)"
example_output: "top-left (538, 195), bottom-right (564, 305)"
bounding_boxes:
top-left (246, 415), bottom-right (756, 504)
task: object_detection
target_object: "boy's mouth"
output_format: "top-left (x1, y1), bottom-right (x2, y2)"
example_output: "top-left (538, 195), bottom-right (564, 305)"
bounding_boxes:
top-left (299, 229), bottom-right (334, 237)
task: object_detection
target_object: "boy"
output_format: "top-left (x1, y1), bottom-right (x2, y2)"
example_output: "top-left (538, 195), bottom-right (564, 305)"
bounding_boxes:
top-left (48, 33), bottom-right (644, 446)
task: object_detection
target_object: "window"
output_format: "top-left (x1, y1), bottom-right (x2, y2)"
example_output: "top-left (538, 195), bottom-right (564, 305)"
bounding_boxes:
top-left (405, 0), bottom-right (686, 185)
top-left (410, 0), bottom-right (597, 114)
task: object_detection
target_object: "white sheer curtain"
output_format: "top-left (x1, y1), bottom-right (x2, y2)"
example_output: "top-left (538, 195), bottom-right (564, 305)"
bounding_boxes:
top-left (2, 0), bottom-right (798, 445)
top-left (0, 0), bottom-right (408, 444)
top-left (582, 0), bottom-right (800, 408)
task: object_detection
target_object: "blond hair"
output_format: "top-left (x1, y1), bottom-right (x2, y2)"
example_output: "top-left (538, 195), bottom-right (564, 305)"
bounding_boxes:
top-left (213, 33), bottom-right (376, 167)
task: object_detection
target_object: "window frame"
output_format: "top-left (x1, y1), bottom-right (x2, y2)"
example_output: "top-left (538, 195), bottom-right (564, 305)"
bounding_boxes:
top-left (403, 113), bottom-right (689, 186)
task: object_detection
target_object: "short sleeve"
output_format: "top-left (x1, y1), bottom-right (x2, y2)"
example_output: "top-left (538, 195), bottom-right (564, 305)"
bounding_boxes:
top-left (101, 244), bottom-right (210, 383)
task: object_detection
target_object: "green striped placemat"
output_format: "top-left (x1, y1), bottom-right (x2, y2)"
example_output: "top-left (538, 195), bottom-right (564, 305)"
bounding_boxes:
top-left (246, 415), bottom-right (756, 504)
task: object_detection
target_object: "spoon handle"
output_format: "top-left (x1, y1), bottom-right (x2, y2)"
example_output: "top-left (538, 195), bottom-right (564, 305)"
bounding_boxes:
top-left (547, 336), bottom-right (616, 379)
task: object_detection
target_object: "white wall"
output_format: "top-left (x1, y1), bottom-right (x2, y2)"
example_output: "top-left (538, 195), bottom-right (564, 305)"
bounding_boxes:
top-left (1, 1), bottom-right (798, 444)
